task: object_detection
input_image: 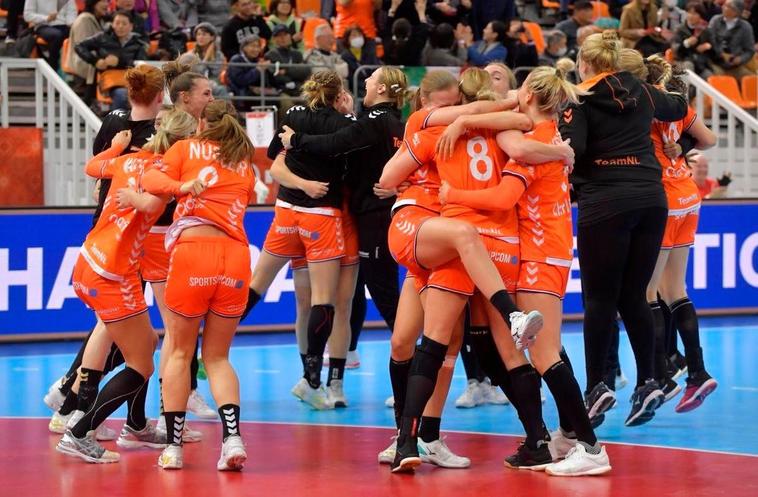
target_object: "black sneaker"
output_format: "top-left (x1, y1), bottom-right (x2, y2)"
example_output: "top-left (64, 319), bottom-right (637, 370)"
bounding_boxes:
top-left (503, 441), bottom-right (552, 471)
top-left (668, 352), bottom-right (687, 380)
top-left (391, 434), bottom-right (421, 473)
top-left (625, 379), bottom-right (664, 427)
top-left (585, 382), bottom-right (616, 427)
top-left (589, 413), bottom-right (606, 429)
top-left (661, 376), bottom-right (682, 403)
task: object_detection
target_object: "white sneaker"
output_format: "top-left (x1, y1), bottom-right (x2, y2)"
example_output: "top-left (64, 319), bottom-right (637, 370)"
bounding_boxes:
top-left (323, 346), bottom-right (330, 368)
top-left (385, 395), bottom-right (395, 408)
top-left (56, 429), bottom-right (120, 464)
top-left (417, 438), bottom-right (471, 468)
top-left (378, 436), bottom-right (397, 464)
top-left (44, 376), bottom-right (67, 411)
top-left (156, 415), bottom-right (203, 443)
top-left (49, 411), bottom-right (73, 434)
top-left (217, 435), bottom-right (247, 471)
top-left (545, 443), bottom-right (611, 476)
top-left (117, 420), bottom-right (167, 449)
top-left (65, 410), bottom-right (118, 441)
top-left (187, 390), bottom-right (216, 419)
top-left (291, 379), bottom-right (334, 410)
top-left (509, 310), bottom-right (544, 351)
top-left (346, 350), bottom-right (360, 369)
top-left (548, 428), bottom-right (577, 461)
top-left (455, 379), bottom-right (485, 408)
top-left (481, 379), bottom-right (509, 405)
top-left (326, 379), bottom-right (348, 408)
top-left (158, 445), bottom-right (183, 470)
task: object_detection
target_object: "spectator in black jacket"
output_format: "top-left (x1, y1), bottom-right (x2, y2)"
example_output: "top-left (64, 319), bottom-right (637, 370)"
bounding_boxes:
top-left (708, 0), bottom-right (756, 78)
top-left (266, 24), bottom-right (310, 95)
top-left (340, 25), bottom-right (382, 96)
top-left (672, 2), bottom-right (715, 76)
top-left (382, 16), bottom-right (429, 66)
top-left (113, 0), bottom-right (148, 39)
top-left (75, 11), bottom-right (148, 110)
top-left (539, 30), bottom-right (568, 66)
top-left (421, 22), bottom-right (467, 66)
top-left (221, 0), bottom-right (272, 60)
top-left (504, 19), bottom-right (539, 73)
top-left (228, 34), bottom-right (270, 109)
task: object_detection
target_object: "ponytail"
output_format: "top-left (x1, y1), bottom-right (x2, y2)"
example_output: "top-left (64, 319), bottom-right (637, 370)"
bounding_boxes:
top-left (524, 62), bottom-right (588, 114)
top-left (579, 29), bottom-right (621, 74)
top-left (458, 67), bottom-right (498, 103)
top-left (377, 66), bottom-right (409, 109)
top-left (301, 70), bottom-right (343, 110)
top-left (143, 109), bottom-right (197, 154)
top-left (198, 100), bottom-right (255, 167)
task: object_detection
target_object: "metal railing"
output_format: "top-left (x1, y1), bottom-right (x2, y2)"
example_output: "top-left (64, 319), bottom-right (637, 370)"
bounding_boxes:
top-left (688, 70), bottom-right (758, 196)
top-left (0, 57), bottom-right (102, 206)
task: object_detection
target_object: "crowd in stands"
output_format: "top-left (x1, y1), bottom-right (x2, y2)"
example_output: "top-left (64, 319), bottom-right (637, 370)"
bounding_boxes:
top-left (2, 0), bottom-right (756, 113)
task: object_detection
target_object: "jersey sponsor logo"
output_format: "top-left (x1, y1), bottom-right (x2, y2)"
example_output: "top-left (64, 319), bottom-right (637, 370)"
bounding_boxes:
top-left (678, 193), bottom-right (699, 206)
top-left (188, 275), bottom-right (244, 288)
top-left (89, 243), bottom-right (108, 265)
top-left (489, 250), bottom-right (518, 265)
top-left (594, 156), bottom-right (641, 166)
top-left (72, 281), bottom-right (97, 297)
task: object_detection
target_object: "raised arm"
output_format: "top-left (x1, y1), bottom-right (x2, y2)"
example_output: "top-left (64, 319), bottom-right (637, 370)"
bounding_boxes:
top-left (436, 111), bottom-right (533, 159)
top-left (426, 97), bottom-right (519, 128)
top-left (497, 129), bottom-right (574, 165)
top-left (379, 147), bottom-right (421, 190)
top-left (440, 175), bottom-right (526, 211)
top-left (287, 116), bottom-right (375, 156)
top-left (85, 130), bottom-right (131, 178)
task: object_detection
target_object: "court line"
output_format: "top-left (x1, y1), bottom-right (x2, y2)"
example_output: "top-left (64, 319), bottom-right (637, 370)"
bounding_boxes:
top-left (3, 415), bottom-right (756, 459)
top-left (732, 386), bottom-right (758, 392)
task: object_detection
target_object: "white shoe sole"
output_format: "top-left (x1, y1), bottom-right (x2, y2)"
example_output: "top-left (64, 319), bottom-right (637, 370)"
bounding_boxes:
top-left (545, 464), bottom-right (612, 476)
top-left (420, 455), bottom-right (471, 469)
top-left (218, 452), bottom-right (247, 471)
top-left (391, 456), bottom-right (422, 473)
top-left (625, 390), bottom-right (664, 426)
top-left (514, 312), bottom-right (544, 351)
top-left (159, 460), bottom-right (183, 470)
top-left (378, 453), bottom-right (394, 464)
top-left (663, 384), bottom-right (683, 403)
top-left (588, 391), bottom-right (617, 419)
top-left (56, 443), bottom-right (119, 464)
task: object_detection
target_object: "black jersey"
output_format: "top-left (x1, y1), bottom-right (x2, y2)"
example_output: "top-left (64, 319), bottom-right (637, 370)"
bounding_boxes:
top-left (91, 110), bottom-right (176, 227)
top-left (268, 105), bottom-right (355, 209)
top-left (289, 102), bottom-right (404, 216)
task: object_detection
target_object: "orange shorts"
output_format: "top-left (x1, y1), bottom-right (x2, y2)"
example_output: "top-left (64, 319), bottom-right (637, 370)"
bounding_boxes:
top-left (72, 255), bottom-right (147, 323)
top-left (139, 229), bottom-right (170, 282)
top-left (516, 261), bottom-right (571, 299)
top-left (165, 236), bottom-right (252, 318)
top-left (662, 209), bottom-right (699, 250)
top-left (427, 237), bottom-right (520, 295)
top-left (263, 205), bottom-right (345, 263)
top-left (388, 206), bottom-right (436, 287)
top-left (290, 209), bottom-right (358, 270)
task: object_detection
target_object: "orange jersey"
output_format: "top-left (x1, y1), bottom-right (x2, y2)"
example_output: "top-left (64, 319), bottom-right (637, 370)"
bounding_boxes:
top-left (80, 148), bottom-right (161, 281)
top-left (431, 127), bottom-right (518, 242)
top-left (334, 0), bottom-right (376, 38)
top-left (143, 138), bottom-right (256, 251)
top-left (652, 107), bottom-right (701, 213)
top-left (503, 120), bottom-right (573, 266)
top-left (393, 124), bottom-right (443, 213)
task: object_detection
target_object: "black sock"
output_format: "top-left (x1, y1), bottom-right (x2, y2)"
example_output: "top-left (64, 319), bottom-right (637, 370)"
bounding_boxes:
top-left (603, 321), bottom-right (621, 391)
top-left (126, 378), bottom-right (149, 430)
top-left (461, 336), bottom-right (486, 382)
top-left (304, 304), bottom-right (335, 388)
top-left (400, 336), bottom-right (447, 441)
top-left (557, 348), bottom-right (576, 433)
top-left (76, 368), bottom-right (103, 413)
top-left (419, 416), bottom-right (441, 443)
top-left (389, 357), bottom-right (412, 429)
top-left (489, 290), bottom-right (519, 329)
top-left (508, 364), bottom-right (545, 449)
top-left (190, 340), bottom-right (199, 391)
top-left (66, 332), bottom-right (91, 379)
top-left (467, 326), bottom-right (510, 386)
top-left (60, 372), bottom-right (78, 397)
top-left (660, 298), bottom-right (676, 356)
top-left (103, 344), bottom-right (125, 375)
top-left (327, 357), bottom-right (346, 386)
top-left (159, 378), bottom-right (164, 415)
top-left (240, 288), bottom-right (262, 321)
top-left (349, 281), bottom-right (366, 351)
top-left (71, 367), bottom-right (146, 439)
top-left (59, 390), bottom-right (79, 416)
top-left (299, 353), bottom-right (307, 379)
top-left (670, 298), bottom-right (705, 373)
top-left (164, 411), bottom-right (186, 446)
top-left (542, 361), bottom-right (597, 446)
top-left (650, 301), bottom-right (668, 381)
top-left (218, 403), bottom-right (241, 442)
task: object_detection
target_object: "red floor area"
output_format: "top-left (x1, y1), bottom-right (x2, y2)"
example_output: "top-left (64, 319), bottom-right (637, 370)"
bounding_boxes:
top-left (2, 418), bottom-right (756, 497)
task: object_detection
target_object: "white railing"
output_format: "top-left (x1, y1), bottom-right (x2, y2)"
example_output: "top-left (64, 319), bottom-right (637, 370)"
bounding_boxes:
top-left (687, 70), bottom-right (758, 197)
top-left (0, 57), bottom-right (102, 206)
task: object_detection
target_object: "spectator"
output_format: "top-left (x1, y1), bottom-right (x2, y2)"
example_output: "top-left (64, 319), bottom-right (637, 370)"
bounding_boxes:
top-left (421, 22), bottom-right (466, 66)
top-left (321, 0), bottom-right (336, 22)
top-left (567, 24), bottom-right (600, 61)
top-left (67, 0), bottom-right (110, 104)
top-left (470, 0), bottom-right (515, 41)
top-left (157, 0), bottom-right (198, 30)
top-left (186, 22), bottom-right (229, 98)
top-left (222, 0), bottom-right (273, 60)
top-left (304, 23), bottom-right (349, 80)
top-left (465, 19), bottom-right (507, 66)
top-left (266, 0), bottom-right (305, 52)
top-left (334, 0), bottom-right (378, 53)
top-left (620, 0), bottom-right (669, 55)
top-left (340, 25), bottom-right (381, 94)
top-left (672, 2), bottom-right (716, 76)
top-left (228, 34), bottom-right (269, 107)
top-left (503, 18), bottom-right (539, 70)
top-left (113, 0), bottom-right (148, 38)
top-left (383, 14), bottom-right (429, 66)
top-left (197, 0), bottom-right (233, 33)
top-left (266, 23), bottom-right (310, 95)
top-left (23, 0), bottom-right (77, 71)
top-left (4, 0), bottom-right (26, 45)
top-left (556, 1), bottom-right (597, 51)
top-left (701, 0), bottom-right (723, 20)
top-left (426, 0), bottom-right (472, 27)
top-left (690, 152), bottom-right (731, 198)
top-left (539, 30), bottom-right (568, 66)
top-left (75, 11), bottom-right (148, 109)
top-left (659, 0), bottom-right (687, 32)
top-left (709, 0), bottom-right (756, 78)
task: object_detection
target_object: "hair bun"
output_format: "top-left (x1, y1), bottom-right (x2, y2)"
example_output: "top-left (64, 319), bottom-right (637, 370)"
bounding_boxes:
top-left (555, 58), bottom-right (576, 78)
top-left (125, 68), bottom-right (147, 90)
top-left (601, 29), bottom-right (619, 42)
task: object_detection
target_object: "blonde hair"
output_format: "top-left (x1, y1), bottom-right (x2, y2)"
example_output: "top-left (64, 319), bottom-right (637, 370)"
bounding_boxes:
top-left (411, 70), bottom-right (458, 111)
top-left (484, 62), bottom-right (517, 92)
top-left (301, 70), bottom-right (343, 110)
top-left (617, 48), bottom-right (648, 80)
top-left (377, 66), bottom-right (409, 109)
top-left (644, 54), bottom-right (673, 87)
top-left (144, 109), bottom-right (197, 154)
top-left (199, 100), bottom-right (255, 167)
top-left (458, 67), bottom-right (498, 103)
top-left (524, 61), bottom-right (588, 114)
top-left (579, 30), bottom-right (621, 74)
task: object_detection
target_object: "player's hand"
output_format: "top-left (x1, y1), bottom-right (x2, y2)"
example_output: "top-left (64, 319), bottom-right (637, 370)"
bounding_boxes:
top-left (436, 119), bottom-right (465, 160)
top-left (663, 141), bottom-right (682, 160)
top-left (558, 138), bottom-right (574, 173)
top-left (115, 187), bottom-right (137, 209)
top-left (111, 130), bottom-right (132, 151)
top-left (373, 183), bottom-right (397, 199)
top-left (438, 180), bottom-right (450, 205)
top-left (718, 172), bottom-right (732, 186)
top-left (92, 180), bottom-right (101, 203)
top-left (279, 125), bottom-right (295, 150)
top-left (301, 179), bottom-right (329, 199)
top-left (396, 180), bottom-right (411, 194)
top-left (180, 178), bottom-right (207, 196)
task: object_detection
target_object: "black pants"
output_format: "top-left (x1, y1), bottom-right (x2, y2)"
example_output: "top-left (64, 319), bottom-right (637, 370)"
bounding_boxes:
top-left (6, 0), bottom-right (25, 39)
top-left (34, 24), bottom-right (68, 71)
top-left (578, 205), bottom-right (667, 390)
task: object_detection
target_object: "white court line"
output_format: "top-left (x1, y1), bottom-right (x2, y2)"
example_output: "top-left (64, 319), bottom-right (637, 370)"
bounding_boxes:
top-left (254, 370), bottom-right (280, 374)
top-left (2, 416), bottom-right (756, 459)
top-left (732, 386), bottom-right (758, 392)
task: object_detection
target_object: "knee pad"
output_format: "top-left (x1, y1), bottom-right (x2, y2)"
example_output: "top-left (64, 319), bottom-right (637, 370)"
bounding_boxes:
top-left (409, 336), bottom-right (447, 379)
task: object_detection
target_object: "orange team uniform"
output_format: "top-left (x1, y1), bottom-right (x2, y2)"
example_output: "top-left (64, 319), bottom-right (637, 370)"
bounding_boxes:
top-left (139, 225), bottom-right (170, 282)
top-left (290, 198), bottom-right (359, 271)
top-left (653, 107), bottom-right (700, 249)
top-left (73, 148), bottom-right (161, 322)
top-left (420, 126), bottom-right (520, 295)
top-left (334, 0), bottom-right (377, 38)
top-left (142, 138), bottom-right (255, 318)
